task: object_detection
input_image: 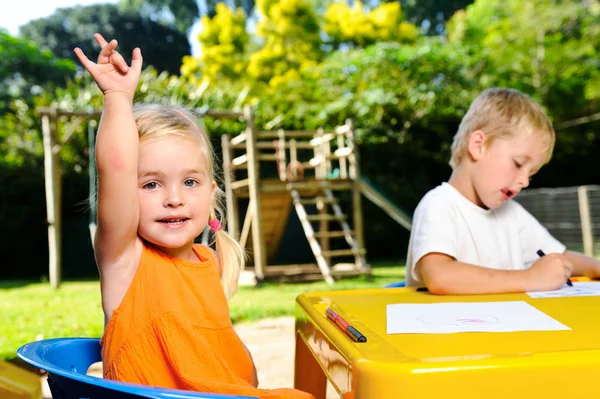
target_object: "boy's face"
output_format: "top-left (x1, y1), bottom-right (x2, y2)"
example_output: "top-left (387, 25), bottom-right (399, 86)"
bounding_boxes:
top-left (470, 131), bottom-right (546, 209)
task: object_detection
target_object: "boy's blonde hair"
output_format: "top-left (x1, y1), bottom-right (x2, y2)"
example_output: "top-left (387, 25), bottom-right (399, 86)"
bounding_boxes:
top-left (133, 103), bottom-right (245, 299)
top-left (450, 88), bottom-right (555, 169)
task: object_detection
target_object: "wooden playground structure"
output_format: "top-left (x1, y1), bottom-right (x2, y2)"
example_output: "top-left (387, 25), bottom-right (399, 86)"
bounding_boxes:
top-left (37, 105), bottom-right (412, 287)
top-left (220, 106), bottom-right (370, 284)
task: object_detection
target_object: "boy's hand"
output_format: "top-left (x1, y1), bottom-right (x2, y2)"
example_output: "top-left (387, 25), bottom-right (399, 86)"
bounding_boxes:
top-left (73, 33), bottom-right (143, 99)
top-left (527, 253), bottom-right (573, 291)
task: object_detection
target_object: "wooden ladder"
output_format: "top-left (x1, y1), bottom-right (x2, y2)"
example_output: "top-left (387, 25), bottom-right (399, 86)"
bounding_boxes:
top-left (290, 184), bottom-right (367, 284)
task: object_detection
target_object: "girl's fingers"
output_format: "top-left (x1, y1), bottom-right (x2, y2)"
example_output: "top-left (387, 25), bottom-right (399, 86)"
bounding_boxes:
top-left (94, 33), bottom-right (109, 48)
top-left (97, 39), bottom-right (118, 64)
top-left (109, 50), bottom-right (129, 73)
top-left (130, 48), bottom-right (143, 73)
top-left (73, 47), bottom-right (92, 67)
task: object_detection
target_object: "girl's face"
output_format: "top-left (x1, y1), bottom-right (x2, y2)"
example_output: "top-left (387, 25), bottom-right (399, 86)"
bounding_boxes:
top-left (470, 132), bottom-right (546, 209)
top-left (136, 135), bottom-right (215, 260)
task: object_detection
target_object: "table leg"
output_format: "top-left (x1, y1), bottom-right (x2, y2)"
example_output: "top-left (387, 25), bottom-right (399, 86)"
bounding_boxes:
top-left (294, 332), bottom-right (327, 399)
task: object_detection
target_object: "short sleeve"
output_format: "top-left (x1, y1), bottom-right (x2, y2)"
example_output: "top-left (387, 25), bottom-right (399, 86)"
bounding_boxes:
top-left (512, 201), bottom-right (566, 266)
top-left (408, 192), bottom-right (460, 282)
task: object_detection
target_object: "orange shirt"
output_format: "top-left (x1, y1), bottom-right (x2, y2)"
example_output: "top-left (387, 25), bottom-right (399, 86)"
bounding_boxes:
top-left (101, 243), bottom-right (314, 399)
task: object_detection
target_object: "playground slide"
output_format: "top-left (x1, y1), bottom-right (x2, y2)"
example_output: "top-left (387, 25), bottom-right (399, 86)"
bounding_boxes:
top-left (359, 177), bottom-right (412, 231)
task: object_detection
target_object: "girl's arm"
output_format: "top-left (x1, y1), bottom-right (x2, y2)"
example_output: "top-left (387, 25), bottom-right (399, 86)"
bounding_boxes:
top-left (74, 34), bottom-right (143, 313)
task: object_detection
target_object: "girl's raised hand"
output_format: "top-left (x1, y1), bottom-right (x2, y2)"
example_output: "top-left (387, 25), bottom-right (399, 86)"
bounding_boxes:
top-left (74, 33), bottom-right (143, 98)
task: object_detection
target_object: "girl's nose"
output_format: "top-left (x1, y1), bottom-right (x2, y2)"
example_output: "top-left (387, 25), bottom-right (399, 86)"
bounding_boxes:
top-left (164, 186), bottom-right (183, 207)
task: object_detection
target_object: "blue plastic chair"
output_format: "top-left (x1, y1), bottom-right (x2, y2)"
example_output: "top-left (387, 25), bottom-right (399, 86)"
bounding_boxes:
top-left (17, 338), bottom-right (258, 399)
top-left (384, 280), bottom-right (406, 288)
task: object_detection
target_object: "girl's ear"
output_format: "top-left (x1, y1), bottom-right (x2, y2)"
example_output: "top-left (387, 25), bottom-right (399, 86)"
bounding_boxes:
top-left (467, 130), bottom-right (487, 161)
top-left (211, 180), bottom-right (217, 201)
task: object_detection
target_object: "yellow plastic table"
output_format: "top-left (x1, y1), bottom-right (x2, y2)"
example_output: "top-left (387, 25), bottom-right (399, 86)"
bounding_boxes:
top-left (294, 286), bottom-right (600, 399)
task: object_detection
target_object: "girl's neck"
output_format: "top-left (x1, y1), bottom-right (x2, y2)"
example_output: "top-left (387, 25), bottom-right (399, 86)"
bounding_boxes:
top-left (150, 241), bottom-right (200, 263)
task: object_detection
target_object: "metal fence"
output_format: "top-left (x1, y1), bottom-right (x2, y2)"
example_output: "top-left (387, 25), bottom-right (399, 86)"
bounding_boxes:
top-left (516, 185), bottom-right (600, 257)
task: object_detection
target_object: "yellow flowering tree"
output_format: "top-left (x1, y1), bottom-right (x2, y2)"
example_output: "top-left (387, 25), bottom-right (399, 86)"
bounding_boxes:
top-left (181, 3), bottom-right (249, 84)
top-left (323, 1), bottom-right (418, 48)
top-left (247, 0), bottom-right (323, 84)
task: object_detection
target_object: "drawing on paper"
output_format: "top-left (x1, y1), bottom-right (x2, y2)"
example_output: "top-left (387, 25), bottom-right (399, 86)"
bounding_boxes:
top-left (416, 315), bottom-right (499, 326)
top-left (527, 282), bottom-right (600, 299)
top-left (387, 301), bottom-right (570, 334)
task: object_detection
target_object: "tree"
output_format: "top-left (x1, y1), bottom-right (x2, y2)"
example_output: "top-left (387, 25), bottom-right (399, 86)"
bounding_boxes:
top-left (323, 0), bottom-right (418, 48)
top-left (398, 0), bottom-right (474, 34)
top-left (118, 0), bottom-right (200, 34)
top-left (181, 3), bottom-right (250, 84)
top-left (19, 4), bottom-right (190, 75)
top-left (447, 0), bottom-right (600, 117)
top-left (0, 31), bottom-right (75, 113)
top-left (248, 0), bottom-right (324, 84)
top-left (205, 0), bottom-right (256, 19)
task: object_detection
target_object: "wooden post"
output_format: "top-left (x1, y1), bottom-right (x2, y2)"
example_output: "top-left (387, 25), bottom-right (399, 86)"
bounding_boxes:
top-left (42, 110), bottom-right (62, 289)
top-left (277, 129), bottom-right (287, 181)
top-left (323, 129), bottom-right (332, 179)
top-left (290, 139), bottom-right (298, 180)
top-left (222, 135), bottom-right (239, 239)
top-left (337, 133), bottom-right (347, 179)
top-left (578, 185), bottom-right (594, 257)
top-left (346, 119), bottom-right (365, 254)
top-left (317, 197), bottom-right (330, 266)
top-left (244, 106), bottom-right (266, 280)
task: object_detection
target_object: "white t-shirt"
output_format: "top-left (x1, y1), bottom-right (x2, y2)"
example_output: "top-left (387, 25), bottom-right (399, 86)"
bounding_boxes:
top-left (406, 182), bottom-right (566, 286)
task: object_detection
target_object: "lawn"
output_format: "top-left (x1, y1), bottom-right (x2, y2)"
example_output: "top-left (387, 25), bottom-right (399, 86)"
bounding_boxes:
top-left (0, 265), bottom-right (404, 361)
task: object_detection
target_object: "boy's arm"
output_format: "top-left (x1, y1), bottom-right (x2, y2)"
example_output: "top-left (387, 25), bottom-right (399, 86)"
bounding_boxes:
top-left (420, 252), bottom-right (573, 295)
top-left (566, 251), bottom-right (600, 279)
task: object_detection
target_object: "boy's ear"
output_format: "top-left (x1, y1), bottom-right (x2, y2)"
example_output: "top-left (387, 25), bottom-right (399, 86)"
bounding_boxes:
top-left (467, 130), bottom-right (487, 161)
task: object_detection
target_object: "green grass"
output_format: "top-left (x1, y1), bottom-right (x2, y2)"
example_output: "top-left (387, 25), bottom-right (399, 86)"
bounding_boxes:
top-left (0, 266), bottom-right (404, 361)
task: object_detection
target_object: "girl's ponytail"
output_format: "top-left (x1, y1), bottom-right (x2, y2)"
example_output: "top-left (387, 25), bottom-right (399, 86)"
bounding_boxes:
top-left (210, 189), bottom-right (245, 299)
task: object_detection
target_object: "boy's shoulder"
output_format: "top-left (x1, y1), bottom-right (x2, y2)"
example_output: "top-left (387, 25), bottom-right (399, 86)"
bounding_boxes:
top-left (415, 183), bottom-right (460, 215)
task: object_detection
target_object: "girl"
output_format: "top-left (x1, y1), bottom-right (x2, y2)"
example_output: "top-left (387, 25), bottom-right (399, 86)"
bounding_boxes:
top-left (74, 34), bottom-right (314, 399)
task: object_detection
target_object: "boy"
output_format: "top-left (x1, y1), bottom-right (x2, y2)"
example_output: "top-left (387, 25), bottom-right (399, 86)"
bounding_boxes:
top-left (406, 88), bottom-right (600, 295)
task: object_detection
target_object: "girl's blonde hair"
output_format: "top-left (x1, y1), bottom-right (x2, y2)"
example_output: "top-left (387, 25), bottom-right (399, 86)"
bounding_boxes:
top-left (450, 88), bottom-right (556, 169)
top-left (133, 103), bottom-right (245, 299)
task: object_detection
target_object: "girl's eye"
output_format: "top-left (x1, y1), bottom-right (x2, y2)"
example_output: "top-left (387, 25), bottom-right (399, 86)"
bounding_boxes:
top-left (184, 179), bottom-right (197, 187)
top-left (514, 160), bottom-right (522, 168)
top-left (143, 181), bottom-right (158, 190)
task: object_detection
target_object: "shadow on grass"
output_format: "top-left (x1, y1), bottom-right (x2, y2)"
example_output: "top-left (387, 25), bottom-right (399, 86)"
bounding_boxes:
top-left (0, 277), bottom-right (100, 290)
top-left (0, 280), bottom-right (40, 290)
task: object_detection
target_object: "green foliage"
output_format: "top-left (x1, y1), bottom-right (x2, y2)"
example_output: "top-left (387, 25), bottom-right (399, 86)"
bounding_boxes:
top-left (447, 0), bottom-right (600, 105)
top-left (0, 31), bottom-right (75, 114)
top-left (19, 4), bottom-right (190, 75)
top-left (0, 31), bottom-right (75, 88)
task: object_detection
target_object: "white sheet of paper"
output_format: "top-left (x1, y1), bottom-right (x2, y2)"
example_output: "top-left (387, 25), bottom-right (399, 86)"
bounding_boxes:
top-left (386, 301), bottom-right (570, 334)
top-left (527, 282), bottom-right (600, 298)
